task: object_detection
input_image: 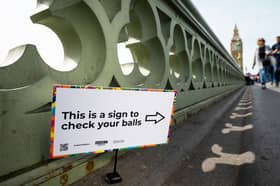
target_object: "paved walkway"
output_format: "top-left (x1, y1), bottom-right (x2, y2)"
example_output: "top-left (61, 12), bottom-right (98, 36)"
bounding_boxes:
top-left (256, 82), bottom-right (280, 93)
top-left (238, 85), bottom-right (280, 186)
top-left (73, 85), bottom-right (280, 186)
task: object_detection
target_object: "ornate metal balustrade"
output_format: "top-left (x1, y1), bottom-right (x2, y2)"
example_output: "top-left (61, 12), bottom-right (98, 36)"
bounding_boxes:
top-left (0, 0), bottom-right (244, 185)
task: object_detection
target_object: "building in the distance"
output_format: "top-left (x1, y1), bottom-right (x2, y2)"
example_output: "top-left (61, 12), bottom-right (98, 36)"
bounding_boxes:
top-left (230, 24), bottom-right (243, 71)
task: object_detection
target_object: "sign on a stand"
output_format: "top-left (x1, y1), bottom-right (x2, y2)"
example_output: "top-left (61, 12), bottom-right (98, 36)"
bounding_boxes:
top-left (50, 85), bottom-right (176, 158)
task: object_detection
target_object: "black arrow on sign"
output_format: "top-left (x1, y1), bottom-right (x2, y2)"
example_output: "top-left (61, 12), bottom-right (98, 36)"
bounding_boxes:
top-left (145, 112), bottom-right (165, 124)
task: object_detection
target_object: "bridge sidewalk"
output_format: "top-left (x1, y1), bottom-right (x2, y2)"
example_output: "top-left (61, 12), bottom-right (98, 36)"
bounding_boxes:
top-left (237, 85), bottom-right (280, 186)
top-left (72, 87), bottom-right (245, 186)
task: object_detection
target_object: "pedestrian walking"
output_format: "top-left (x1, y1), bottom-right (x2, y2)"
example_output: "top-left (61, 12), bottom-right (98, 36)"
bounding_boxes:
top-left (252, 38), bottom-right (272, 89)
top-left (272, 36), bottom-right (280, 87)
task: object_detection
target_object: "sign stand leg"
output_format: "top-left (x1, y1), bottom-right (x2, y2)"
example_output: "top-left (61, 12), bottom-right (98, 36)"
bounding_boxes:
top-left (104, 149), bottom-right (122, 184)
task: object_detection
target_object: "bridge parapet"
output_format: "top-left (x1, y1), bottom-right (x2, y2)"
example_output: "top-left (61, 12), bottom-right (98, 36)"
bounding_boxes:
top-left (0, 0), bottom-right (244, 184)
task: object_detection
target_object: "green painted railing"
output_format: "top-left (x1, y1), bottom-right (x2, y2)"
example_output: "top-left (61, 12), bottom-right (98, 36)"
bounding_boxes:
top-left (0, 0), bottom-right (244, 185)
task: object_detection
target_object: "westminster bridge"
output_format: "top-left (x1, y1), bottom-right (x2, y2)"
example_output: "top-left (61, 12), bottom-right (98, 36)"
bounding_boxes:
top-left (0, 0), bottom-right (246, 185)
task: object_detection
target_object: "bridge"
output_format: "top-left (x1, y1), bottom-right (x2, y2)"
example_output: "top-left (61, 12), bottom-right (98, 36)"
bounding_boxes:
top-left (0, 0), bottom-right (247, 185)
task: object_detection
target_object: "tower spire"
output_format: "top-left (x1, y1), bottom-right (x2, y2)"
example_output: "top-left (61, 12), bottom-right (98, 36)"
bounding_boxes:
top-left (233, 24), bottom-right (239, 37)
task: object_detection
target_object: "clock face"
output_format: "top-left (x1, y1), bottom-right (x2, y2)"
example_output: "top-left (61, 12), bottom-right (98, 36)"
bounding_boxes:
top-left (233, 42), bottom-right (241, 51)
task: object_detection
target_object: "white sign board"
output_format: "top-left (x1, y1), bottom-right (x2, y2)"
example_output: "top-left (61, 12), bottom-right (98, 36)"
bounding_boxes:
top-left (50, 85), bottom-right (176, 158)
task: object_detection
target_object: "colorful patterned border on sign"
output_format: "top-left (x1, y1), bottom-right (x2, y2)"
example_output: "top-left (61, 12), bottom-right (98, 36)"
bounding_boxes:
top-left (50, 84), bottom-right (177, 159)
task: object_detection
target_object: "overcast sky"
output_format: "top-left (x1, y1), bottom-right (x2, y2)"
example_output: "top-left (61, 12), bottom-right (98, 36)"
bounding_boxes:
top-left (0, 0), bottom-right (64, 69)
top-left (192, 0), bottom-right (280, 74)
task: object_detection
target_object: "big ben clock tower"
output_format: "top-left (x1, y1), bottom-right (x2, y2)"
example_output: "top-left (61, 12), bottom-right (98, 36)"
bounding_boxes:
top-left (231, 25), bottom-right (243, 71)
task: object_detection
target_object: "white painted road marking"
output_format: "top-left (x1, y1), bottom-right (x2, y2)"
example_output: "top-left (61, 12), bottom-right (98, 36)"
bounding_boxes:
top-left (235, 106), bottom-right (252, 111)
top-left (238, 102), bottom-right (252, 106)
top-left (222, 123), bottom-right (253, 134)
top-left (201, 144), bottom-right (255, 172)
top-left (230, 112), bottom-right (253, 119)
top-left (239, 99), bottom-right (251, 103)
